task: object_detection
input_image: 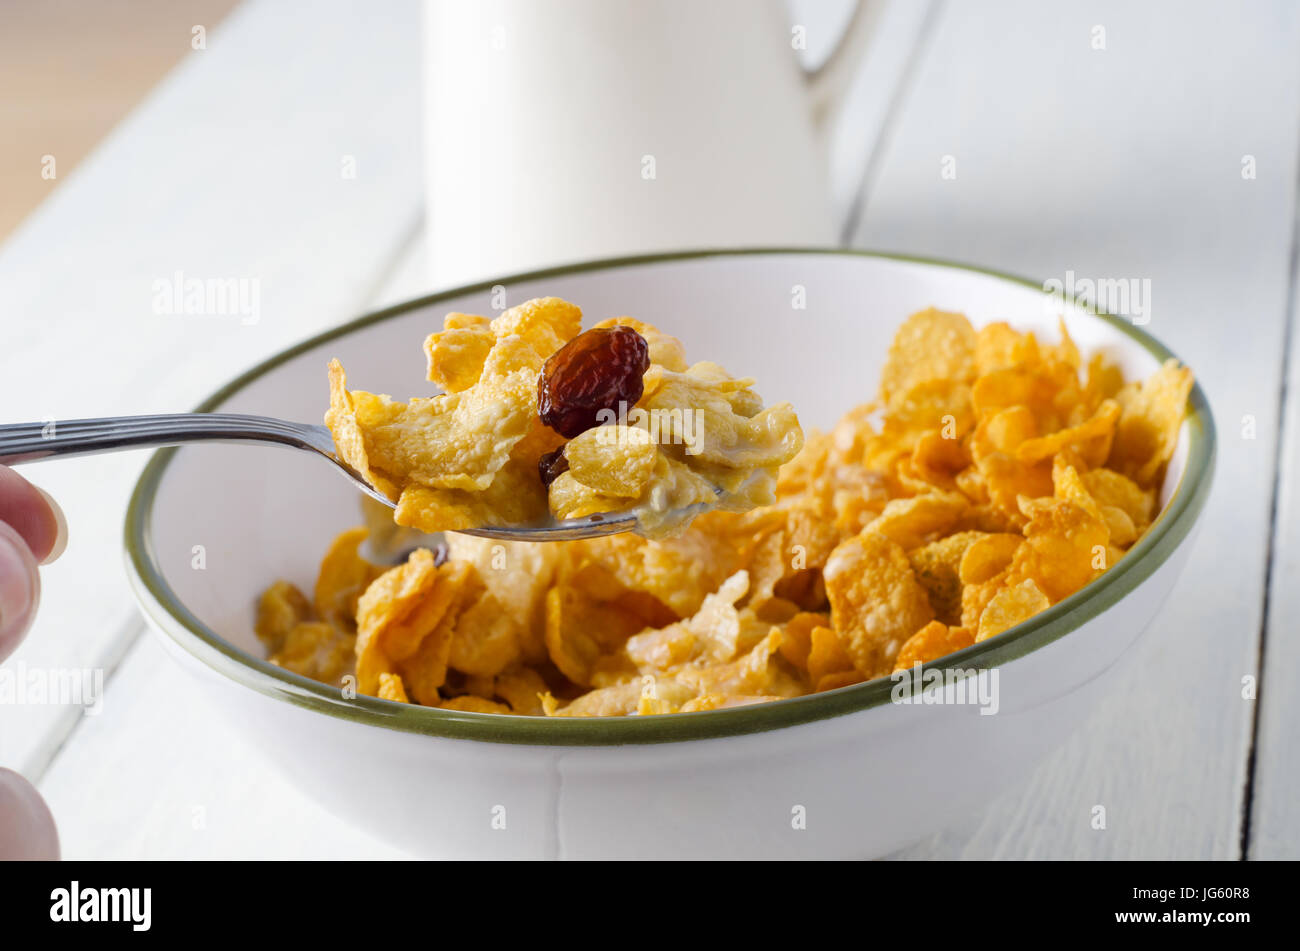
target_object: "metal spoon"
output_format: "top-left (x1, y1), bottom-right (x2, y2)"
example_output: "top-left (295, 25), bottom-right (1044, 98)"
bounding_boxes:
top-left (0, 413), bottom-right (637, 541)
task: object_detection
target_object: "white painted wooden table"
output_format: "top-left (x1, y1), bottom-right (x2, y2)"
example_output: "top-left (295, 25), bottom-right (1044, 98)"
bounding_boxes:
top-left (3, 0), bottom-right (1297, 859)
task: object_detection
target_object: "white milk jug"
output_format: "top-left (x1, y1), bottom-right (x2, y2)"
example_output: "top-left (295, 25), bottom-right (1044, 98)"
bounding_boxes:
top-left (423, 0), bottom-right (882, 287)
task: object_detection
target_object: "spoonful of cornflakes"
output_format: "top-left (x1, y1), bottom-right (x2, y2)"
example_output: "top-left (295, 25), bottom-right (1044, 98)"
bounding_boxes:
top-left (325, 297), bottom-right (804, 540)
top-left (0, 298), bottom-right (803, 543)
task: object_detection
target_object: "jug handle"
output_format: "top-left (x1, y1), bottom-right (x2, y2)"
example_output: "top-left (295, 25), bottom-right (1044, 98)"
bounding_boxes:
top-left (804, 0), bottom-right (887, 126)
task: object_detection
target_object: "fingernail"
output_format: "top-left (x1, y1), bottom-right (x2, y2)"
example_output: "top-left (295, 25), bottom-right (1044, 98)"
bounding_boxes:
top-left (0, 523), bottom-right (40, 662)
top-left (32, 486), bottom-right (68, 565)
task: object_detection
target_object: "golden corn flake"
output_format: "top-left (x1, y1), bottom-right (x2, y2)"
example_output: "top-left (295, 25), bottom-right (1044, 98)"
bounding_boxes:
top-left (824, 530), bottom-right (935, 676)
top-left (395, 456), bottom-right (548, 533)
top-left (1016, 398), bottom-right (1119, 466)
top-left (571, 524), bottom-right (742, 619)
top-left (972, 366), bottom-right (1071, 436)
top-left (976, 454), bottom-right (1052, 524)
top-left (492, 667), bottom-right (551, 716)
top-left (255, 580), bottom-right (313, 654)
top-left (546, 472), bottom-right (632, 521)
top-left (879, 308), bottom-right (977, 411)
top-left (544, 582), bottom-right (665, 687)
top-left (908, 530), bottom-right (985, 626)
top-left (776, 611), bottom-right (828, 673)
top-left (1007, 499), bottom-right (1109, 603)
top-left (269, 621), bottom-right (355, 685)
top-left (354, 549), bottom-right (468, 696)
top-left (445, 533), bottom-right (556, 666)
top-left (550, 440), bottom-right (732, 528)
top-left (441, 695), bottom-right (513, 714)
top-left (814, 668), bottom-right (867, 693)
top-left (263, 305), bottom-right (1192, 715)
top-left (912, 430), bottom-right (970, 490)
top-left (550, 678), bottom-right (697, 717)
top-left (1084, 352), bottom-right (1125, 408)
top-left (399, 604), bottom-right (462, 706)
top-left (975, 321), bottom-right (1039, 376)
top-left (976, 578), bottom-right (1051, 642)
top-left (335, 298), bottom-right (802, 538)
top-left (806, 624), bottom-right (856, 686)
top-left (961, 570), bottom-right (1007, 631)
top-left (313, 526), bottom-right (383, 630)
top-left (377, 672), bottom-right (409, 703)
top-left (1108, 360), bottom-right (1194, 487)
top-left (564, 424), bottom-right (657, 497)
top-left (445, 590), bottom-right (521, 678)
top-left (647, 361), bottom-right (795, 436)
top-left (258, 578), bottom-right (359, 686)
top-left (971, 404), bottom-right (1039, 459)
top-left (423, 312), bottom-right (495, 393)
top-left (327, 359), bottom-right (536, 497)
top-left (958, 532), bottom-right (1023, 586)
top-left (624, 571), bottom-right (749, 672)
top-left (882, 378), bottom-right (975, 446)
top-left (674, 629), bottom-right (802, 699)
top-left (893, 620), bottom-right (975, 670)
top-left (866, 491), bottom-right (968, 552)
top-left (1083, 466), bottom-right (1155, 532)
top-left (490, 297), bottom-right (583, 367)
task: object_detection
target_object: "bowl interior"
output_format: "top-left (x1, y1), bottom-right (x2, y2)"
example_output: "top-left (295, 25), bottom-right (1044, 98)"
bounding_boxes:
top-left (135, 251), bottom-right (1198, 728)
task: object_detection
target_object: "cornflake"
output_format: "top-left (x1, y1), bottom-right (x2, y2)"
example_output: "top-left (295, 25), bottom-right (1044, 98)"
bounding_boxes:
top-left (327, 297), bottom-right (805, 538)
top-left (258, 306), bottom-right (1193, 715)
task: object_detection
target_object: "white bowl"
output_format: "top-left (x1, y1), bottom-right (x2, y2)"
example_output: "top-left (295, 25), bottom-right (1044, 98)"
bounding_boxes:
top-left (126, 250), bottom-right (1214, 859)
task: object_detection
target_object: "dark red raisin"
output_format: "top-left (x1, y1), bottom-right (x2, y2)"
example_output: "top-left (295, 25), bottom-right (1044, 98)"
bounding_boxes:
top-left (538, 446), bottom-right (569, 486)
top-left (537, 326), bottom-right (650, 438)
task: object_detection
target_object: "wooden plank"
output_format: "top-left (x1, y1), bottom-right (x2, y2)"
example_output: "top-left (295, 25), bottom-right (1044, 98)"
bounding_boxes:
top-left (853, 0), bottom-right (1300, 858)
top-left (1, 0), bottom-right (423, 778)
top-left (1248, 175), bottom-right (1300, 859)
top-left (36, 632), bottom-right (408, 859)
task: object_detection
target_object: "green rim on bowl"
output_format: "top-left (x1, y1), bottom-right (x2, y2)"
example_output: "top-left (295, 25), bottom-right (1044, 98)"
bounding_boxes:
top-left (125, 248), bottom-right (1216, 746)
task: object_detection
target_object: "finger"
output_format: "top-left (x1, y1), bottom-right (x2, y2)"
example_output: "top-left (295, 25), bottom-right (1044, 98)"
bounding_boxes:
top-left (0, 522), bottom-right (41, 663)
top-left (0, 467), bottom-right (67, 564)
top-left (0, 768), bottom-right (60, 860)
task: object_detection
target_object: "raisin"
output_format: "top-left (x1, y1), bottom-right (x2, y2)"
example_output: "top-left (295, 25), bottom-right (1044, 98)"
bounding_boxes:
top-left (538, 446), bottom-right (569, 486)
top-left (537, 326), bottom-right (650, 438)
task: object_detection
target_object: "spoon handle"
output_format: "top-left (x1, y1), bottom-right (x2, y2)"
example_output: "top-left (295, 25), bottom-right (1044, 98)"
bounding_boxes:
top-left (0, 414), bottom-right (329, 466)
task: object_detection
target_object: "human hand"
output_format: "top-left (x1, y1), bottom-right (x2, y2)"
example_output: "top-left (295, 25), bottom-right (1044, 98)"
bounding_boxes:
top-left (0, 465), bottom-right (67, 860)
top-left (0, 466), bottom-right (65, 660)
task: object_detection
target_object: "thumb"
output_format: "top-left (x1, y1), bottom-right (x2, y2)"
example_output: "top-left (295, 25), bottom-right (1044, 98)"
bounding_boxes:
top-left (0, 521), bottom-right (41, 663)
top-left (0, 768), bottom-right (60, 860)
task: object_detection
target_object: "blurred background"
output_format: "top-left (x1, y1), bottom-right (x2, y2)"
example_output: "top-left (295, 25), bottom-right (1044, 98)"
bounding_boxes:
top-left (0, 0), bottom-right (240, 239)
top-left (1, 0), bottom-right (1297, 859)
